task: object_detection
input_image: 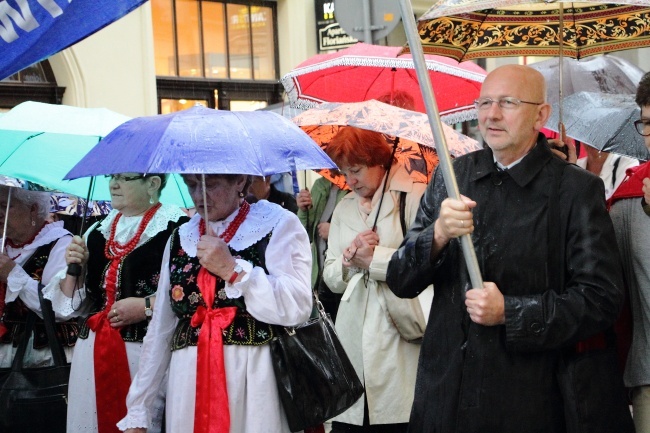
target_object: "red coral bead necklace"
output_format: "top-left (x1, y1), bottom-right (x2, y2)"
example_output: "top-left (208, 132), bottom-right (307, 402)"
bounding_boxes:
top-left (105, 202), bottom-right (162, 260)
top-left (199, 200), bottom-right (250, 242)
top-left (102, 203), bottom-right (162, 308)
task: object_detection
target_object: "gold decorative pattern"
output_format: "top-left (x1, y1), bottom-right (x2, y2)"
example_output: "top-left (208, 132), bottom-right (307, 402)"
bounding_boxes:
top-left (417, 4), bottom-right (650, 61)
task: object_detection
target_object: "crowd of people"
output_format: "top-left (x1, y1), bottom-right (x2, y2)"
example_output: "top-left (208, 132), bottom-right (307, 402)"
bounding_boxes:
top-left (0, 64), bottom-right (649, 433)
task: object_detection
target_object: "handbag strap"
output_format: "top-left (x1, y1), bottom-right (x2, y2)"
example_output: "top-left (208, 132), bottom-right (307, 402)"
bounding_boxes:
top-left (10, 309), bottom-right (37, 372)
top-left (38, 284), bottom-right (67, 366)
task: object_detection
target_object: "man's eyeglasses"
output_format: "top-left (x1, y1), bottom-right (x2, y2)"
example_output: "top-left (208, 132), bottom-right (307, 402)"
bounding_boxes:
top-left (474, 97), bottom-right (544, 111)
top-left (105, 174), bottom-right (145, 183)
top-left (634, 119), bottom-right (650, 137)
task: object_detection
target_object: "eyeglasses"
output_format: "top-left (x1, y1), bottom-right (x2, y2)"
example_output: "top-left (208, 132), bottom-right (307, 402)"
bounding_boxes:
top-left (105, 174), bottom-right (145, 183)
top-left (474, 97), bottom-right (544, 111)
top-left (634, 119), bottom-right (650, 137)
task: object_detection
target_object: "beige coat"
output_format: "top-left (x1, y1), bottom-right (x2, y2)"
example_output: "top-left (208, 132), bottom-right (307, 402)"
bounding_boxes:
top-left (323, 165), bottom-right (428, 426)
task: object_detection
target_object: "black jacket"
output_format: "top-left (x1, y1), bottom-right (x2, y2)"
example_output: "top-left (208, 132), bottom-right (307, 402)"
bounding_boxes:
top-left (387, 137), bottom-right (630, 433)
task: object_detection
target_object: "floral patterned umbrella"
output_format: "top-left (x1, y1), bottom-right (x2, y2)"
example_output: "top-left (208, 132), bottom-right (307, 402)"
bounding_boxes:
top-left (416, 0), bottom-right (650, 61)
top-left (292, 99), bottom-right (481, 190)
top-left (50, 193), bottom-right (112, 217)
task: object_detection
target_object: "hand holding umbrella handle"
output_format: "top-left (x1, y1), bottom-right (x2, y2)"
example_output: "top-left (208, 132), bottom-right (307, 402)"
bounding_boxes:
top-left (67, 263), bottom-right (82, 277)
top-left (66, 235), bottom-right (87, 277)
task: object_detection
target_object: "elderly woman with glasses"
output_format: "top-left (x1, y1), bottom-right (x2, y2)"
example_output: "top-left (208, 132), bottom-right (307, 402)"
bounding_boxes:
top-left (322, 127), bottom-right (428, 433)
top-left (44, 172), bottom-right (188, 433)
top-left (117, 173), bottom-right (312, 433)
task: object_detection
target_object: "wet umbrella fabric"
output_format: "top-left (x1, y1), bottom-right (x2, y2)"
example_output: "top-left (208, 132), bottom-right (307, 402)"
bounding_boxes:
top-left (545, 91), bottom-right (649, 161)
top-left (292, 99), bottom-right (481, 190)
top-left (64, 105), bottom-right (337, 180)
top-left (281, 42), bottom-right (487, 125)
top-left (416, 0), bottom-right (650, 61)
top-left (0, 101), bottom-right (192, 207)
top-left (530, 55), bottom-right (646, 106)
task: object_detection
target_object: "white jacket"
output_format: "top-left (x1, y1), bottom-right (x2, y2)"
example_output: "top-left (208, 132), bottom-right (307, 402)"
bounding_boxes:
top-left (323, 165), bottom-right (428, 426)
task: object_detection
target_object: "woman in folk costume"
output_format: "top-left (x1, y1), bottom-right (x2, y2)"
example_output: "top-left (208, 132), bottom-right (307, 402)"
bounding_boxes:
top-left (118, 173), bottom-right (312, 433)
top-left (43, 173), bottom-right (188, 433)
top-left (0, 186), bottom-right (76, 368)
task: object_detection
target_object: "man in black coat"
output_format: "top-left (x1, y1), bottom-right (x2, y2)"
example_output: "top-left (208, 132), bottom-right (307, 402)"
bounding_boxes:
top-left (387, 64), bottom-right (633, 433)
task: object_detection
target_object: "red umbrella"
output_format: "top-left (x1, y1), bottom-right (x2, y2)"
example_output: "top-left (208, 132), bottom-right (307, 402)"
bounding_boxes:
top-left (281, 43), bottom-right (487, 125)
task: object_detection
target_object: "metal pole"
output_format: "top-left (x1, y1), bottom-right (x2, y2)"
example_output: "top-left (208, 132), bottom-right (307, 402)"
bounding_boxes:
top-left (201, 174), bottom-right (212, 236)
top-left (1, 188), bottom-right (11, 254)
top-left (558, 3), bottom-right (564, 130)
top-left (362, 0), bottom-right (373, 43)
top-left (397, 0), bottom-right (483, 289)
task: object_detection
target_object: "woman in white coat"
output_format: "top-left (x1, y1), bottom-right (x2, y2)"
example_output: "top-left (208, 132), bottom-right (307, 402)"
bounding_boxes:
top-left (322, 127), bottom-right (427, 433)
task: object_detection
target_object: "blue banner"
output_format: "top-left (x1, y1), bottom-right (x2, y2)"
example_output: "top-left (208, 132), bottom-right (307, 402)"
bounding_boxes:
top-left (0, 0), bottom-right (147, 80)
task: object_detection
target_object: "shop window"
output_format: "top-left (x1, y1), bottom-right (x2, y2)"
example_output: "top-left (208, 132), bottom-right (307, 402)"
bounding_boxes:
top-left (153, 0), bottom-right (278, 81)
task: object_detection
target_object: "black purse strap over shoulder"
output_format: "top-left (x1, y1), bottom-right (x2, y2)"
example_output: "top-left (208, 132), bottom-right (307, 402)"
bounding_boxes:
top-left (10, 285), bottom-right (67, 371)
top-left (38, 284), bottom-right (67, 366)
top-left (10, 309), bottom-right (37, 372)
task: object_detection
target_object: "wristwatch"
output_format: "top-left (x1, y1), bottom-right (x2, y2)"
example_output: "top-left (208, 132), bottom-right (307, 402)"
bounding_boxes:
top-left (144, 296), bottom-right (153, 321)
top-left (228, 263), bottom-right (244, 284)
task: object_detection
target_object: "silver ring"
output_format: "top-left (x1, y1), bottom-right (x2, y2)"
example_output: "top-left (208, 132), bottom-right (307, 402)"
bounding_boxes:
top-left (345, 257), bottom-right (350, 262)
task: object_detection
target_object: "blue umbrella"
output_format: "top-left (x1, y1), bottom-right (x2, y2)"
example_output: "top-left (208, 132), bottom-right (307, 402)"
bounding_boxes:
top-left (65, 106), bottom-right (337, 179)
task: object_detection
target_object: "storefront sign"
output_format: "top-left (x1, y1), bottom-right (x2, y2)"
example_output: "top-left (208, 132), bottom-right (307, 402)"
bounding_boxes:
top-left (315, 0), bottom-right (357, 52)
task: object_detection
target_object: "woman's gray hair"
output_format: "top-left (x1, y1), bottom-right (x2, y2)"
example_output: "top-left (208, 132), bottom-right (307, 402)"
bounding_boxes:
top-left (10, 188), bottom-right (52, 221)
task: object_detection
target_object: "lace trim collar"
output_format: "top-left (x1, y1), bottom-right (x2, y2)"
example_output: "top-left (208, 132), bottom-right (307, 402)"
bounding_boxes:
top-left (5, 221), bottom-right (70, 256)
top-left (179, 200), bottom-right (284, 257)
top-left (98, 204), bottom-right (187, 244)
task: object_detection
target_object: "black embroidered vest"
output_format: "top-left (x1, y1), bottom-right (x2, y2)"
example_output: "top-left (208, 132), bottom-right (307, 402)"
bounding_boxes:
top-left (79, 216), bottom-right (188, 343)
top-left (168, 227), bottom-right (276, 350)
top-left (0, 237), bottom-right (78, 349)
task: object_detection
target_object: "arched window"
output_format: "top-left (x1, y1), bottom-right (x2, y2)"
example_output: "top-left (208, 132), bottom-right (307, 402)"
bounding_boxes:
top-left (0, 61), bottom-right (65, 111)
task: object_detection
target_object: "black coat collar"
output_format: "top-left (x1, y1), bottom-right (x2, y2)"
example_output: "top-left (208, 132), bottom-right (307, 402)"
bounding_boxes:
top-left (470, 134), bottom-right (554, 187)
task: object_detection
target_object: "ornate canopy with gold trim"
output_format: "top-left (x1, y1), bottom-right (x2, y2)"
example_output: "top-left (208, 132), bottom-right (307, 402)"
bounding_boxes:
top-left (417, 0), bottom-right (650, 61)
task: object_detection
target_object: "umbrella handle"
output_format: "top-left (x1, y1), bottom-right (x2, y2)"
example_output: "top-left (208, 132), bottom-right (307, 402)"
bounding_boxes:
top-left (371, 139), bottom-right (399, 232)
top-left (0, 189), bottom-right (11, 254)
top-left (67, 176), bottom-right (95, 277)
top-left (201, 174), bottom-right (213, 236)
top-left (398, 0), bottom-right (483, 290)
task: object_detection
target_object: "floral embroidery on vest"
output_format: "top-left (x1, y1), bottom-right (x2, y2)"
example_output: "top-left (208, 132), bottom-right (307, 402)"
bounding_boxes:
top-left (0, 239), bottom-right (78, 349)
top-left (168, 229), bottom-right (276, 350)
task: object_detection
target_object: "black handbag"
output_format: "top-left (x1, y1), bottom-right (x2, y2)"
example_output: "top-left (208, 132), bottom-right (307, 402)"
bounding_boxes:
top-left (270, 298), bottom-right (364, 432)
top-left (0, 286), bottom-right (70, 433)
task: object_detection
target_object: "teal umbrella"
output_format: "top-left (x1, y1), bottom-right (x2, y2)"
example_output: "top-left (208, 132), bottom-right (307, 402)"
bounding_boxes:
top-left (0, 101), bottom-right (192, 207)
